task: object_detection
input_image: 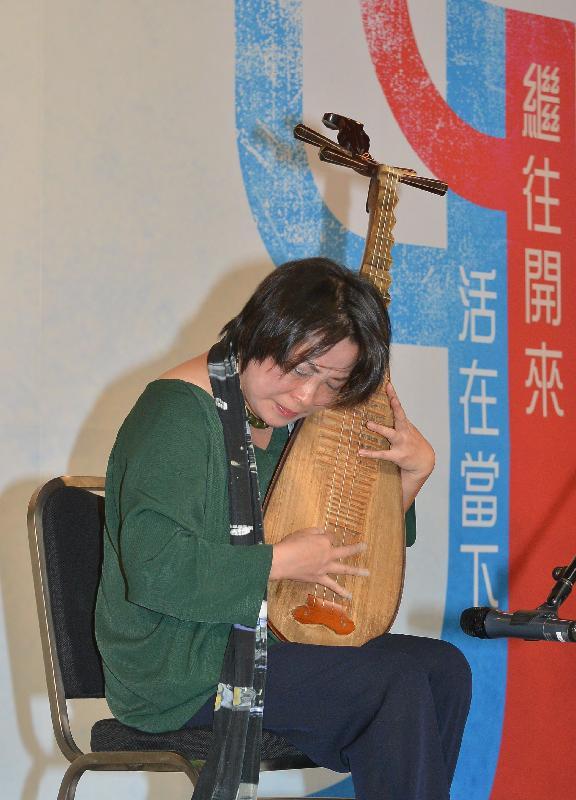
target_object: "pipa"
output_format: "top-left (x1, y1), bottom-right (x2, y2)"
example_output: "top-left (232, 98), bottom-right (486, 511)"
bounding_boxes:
top-left (264, 113), bottom-right (447, 646)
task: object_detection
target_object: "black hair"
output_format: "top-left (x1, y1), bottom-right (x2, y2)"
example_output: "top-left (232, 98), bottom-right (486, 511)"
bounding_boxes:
top-left (220, 258), bottom-right (391, 406)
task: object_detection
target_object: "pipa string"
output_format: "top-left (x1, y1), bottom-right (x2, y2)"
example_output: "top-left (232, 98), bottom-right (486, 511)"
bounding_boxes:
top-left (314, 168), bottom-right (399, 611)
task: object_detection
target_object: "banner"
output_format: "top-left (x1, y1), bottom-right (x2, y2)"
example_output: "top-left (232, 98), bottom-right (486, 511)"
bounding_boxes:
top-left (235, 1), bottom-right (576, 797)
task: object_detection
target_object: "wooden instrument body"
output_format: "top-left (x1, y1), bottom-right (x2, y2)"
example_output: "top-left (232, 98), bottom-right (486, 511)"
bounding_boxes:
top-left (264, 388), bottom-right (406, 647)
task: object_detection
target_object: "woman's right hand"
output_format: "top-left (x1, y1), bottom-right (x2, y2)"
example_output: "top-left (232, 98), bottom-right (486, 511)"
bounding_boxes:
top-left (269, 527), bottom-right (369, 600)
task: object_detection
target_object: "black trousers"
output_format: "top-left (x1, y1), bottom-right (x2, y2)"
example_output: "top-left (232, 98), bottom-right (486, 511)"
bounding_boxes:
top-left (185, 634), bottom-right (472, 800)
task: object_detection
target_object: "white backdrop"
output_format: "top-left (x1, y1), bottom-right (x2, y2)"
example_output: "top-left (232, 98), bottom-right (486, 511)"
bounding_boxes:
top-left (1, 2), bottom-right (573, 798)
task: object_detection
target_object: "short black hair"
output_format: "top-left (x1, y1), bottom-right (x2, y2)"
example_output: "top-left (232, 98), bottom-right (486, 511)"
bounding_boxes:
top-left (220, 258), bottom-right (391, 406)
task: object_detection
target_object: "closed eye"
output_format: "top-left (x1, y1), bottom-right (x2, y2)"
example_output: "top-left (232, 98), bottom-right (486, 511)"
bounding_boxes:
top-left (292, 363), bottom-right (348, 393)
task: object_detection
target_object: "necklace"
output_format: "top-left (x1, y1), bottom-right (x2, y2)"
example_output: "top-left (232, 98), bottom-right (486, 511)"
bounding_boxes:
top-left (245, 402), bottom-right (270, 429)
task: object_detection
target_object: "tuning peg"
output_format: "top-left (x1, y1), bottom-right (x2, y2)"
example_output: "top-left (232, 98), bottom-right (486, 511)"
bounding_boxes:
top-left (398, 175), bottom-right (448, 196)
top-left (319, 148), bottom-right (375, 177)
top-left (294, 124), bottom-right (374, 166)
top-left (294, 124), bottom-right (338, 150)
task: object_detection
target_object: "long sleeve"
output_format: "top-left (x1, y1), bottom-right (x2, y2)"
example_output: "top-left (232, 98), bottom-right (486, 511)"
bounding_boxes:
top-left (120, 508), bottom-right (272, 625)
top-left (405, 501), bottom-right (416, 547)
top-left (107, 380), bottom-right (272, 626)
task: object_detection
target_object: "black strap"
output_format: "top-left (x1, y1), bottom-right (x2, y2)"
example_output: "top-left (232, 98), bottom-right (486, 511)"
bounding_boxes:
top-left (192, 340), bottom-right (267, 800)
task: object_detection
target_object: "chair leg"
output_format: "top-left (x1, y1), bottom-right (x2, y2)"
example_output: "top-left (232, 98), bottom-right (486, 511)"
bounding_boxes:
top-left (56, 759), bottom-right (349, 800)
top-left (57, 751), bottom-right (201, 799)
top-left (57, 761), bottom-right (84, 800)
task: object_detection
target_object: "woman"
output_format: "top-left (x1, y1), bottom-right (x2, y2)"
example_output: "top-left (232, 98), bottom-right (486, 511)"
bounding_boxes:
top-left (96, 258), bottom-right (471, 800)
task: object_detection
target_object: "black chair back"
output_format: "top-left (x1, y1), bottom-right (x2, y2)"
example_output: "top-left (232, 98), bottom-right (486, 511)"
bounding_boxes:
top-left (41, 485), bottom-right (105, 698)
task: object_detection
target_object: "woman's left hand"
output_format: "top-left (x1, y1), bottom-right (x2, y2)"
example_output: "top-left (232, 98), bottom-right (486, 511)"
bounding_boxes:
top-left (358, 382), bottom-right (435, 510)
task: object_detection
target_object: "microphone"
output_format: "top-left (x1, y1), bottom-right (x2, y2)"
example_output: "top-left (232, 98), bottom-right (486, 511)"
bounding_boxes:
top-left (460, 606), bottom-right (576, 643)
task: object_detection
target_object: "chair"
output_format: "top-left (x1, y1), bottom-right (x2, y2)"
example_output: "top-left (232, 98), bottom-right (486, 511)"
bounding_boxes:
top-left (28, 476), bottom-right (341, 800)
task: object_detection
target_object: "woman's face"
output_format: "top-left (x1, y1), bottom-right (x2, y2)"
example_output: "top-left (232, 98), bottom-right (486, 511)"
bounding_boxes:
top-left (240, 337), bottom-right (359, 427)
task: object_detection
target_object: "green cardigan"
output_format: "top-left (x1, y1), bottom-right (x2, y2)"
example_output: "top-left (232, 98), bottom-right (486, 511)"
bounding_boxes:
top-left (95, 379), bottom-right (416, 733)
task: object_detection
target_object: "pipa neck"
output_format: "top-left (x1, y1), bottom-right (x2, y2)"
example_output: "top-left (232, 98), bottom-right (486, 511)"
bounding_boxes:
top-left (359, 166), bottom-right (401, 306)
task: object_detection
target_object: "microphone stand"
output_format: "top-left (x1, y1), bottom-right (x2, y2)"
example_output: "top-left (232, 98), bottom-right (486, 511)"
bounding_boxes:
top-left (499, 557), bottom-right (576, 630)
top-left (514, 556), bottom-right (576, 641)
top-left (542, 556), bottom-right (576, 614)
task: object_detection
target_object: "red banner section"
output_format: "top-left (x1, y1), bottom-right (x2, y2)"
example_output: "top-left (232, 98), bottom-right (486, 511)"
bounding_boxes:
top-left (491, 11), bottom-right (576, 799)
